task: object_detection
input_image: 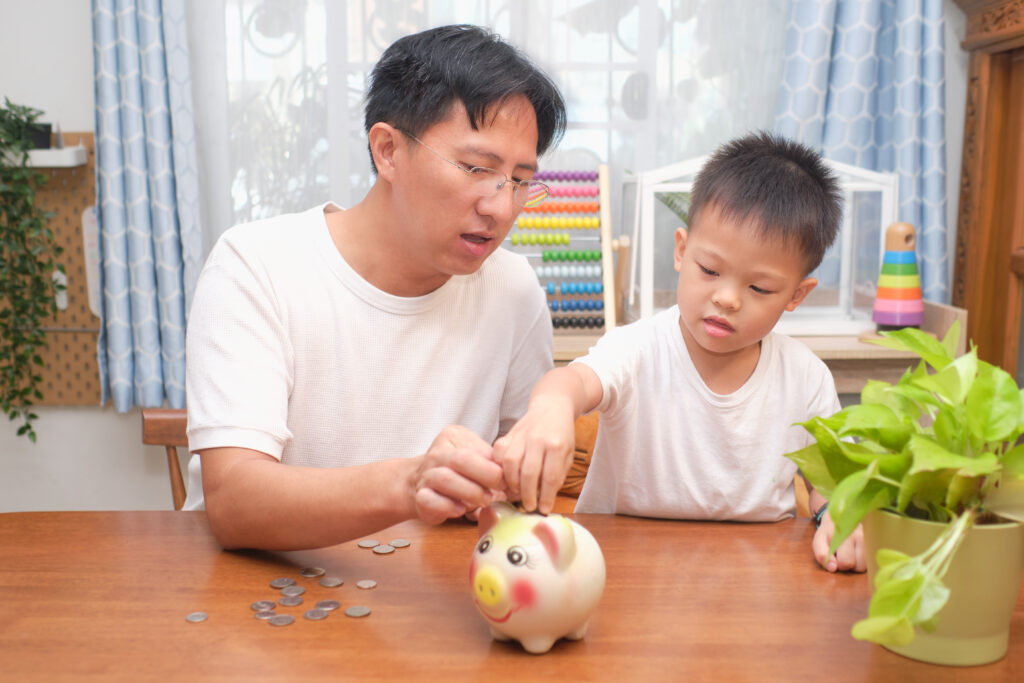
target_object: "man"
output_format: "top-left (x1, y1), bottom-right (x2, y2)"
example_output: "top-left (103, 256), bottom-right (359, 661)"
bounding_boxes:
top-left (183, 25), bottom-right (566, 550)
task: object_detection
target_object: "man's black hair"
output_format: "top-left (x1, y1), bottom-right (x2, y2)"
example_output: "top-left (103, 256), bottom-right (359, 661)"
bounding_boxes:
top-left (364, 24), bottom-right (566, 171)
top-left (689, 131), bottom-right (842, 274)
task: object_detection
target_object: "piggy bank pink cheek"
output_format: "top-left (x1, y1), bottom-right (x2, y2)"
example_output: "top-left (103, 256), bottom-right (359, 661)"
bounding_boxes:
top-left (511, 578), bottom-right (537, 609)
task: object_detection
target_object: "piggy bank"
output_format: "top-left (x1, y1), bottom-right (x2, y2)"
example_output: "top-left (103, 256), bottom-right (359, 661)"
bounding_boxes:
top-left (470, 502), bottom-right (605, 654)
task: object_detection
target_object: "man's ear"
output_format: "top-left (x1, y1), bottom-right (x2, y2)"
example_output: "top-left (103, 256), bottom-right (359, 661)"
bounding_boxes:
top-left (673, 227), bottom-right (689, 272)
top-left (368, 122), bottom-right (400, 182)
top-left (785, 277), bottom-right (818, 312)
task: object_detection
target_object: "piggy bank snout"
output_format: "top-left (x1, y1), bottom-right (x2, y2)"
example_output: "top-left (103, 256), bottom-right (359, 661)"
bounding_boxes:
top-left (473, 565), bottom-right (507, 608)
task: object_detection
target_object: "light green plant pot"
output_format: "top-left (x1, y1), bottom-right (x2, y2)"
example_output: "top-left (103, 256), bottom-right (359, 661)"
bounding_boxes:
top-left (863, 508), bottom-right (1024, 666)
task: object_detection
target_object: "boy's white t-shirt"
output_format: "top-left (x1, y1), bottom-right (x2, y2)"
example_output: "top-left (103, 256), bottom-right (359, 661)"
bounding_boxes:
top-left (182, 203), bottom-right (553, 510)
top-left (574, 305), bottom-right (840, 521)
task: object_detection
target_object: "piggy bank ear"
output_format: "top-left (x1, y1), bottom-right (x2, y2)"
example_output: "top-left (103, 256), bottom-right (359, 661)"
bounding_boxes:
top-left (532, 515), bottom-right (577, 571)
top-left (477, 501), bottom-right (518, 537)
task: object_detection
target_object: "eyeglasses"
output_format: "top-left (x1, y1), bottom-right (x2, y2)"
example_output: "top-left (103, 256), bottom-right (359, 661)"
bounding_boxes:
top-left (400, 131), bottom-right (550, 209)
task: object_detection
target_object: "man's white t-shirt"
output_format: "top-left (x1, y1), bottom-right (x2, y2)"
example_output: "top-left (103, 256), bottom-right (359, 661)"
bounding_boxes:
top-left (182, 203), bottom-right (553, 509)
top-left (575, 306), bottom-right (840, 521)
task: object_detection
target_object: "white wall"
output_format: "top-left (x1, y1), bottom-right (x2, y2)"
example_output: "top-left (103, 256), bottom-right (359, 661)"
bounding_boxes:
top-left (0, 0), bottom-right (971, 511)
top-left (0, 0), bottom-right (175, 511)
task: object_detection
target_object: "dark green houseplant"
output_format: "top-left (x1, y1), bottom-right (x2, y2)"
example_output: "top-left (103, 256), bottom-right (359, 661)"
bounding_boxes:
top-left (0, 98), bottom-right (64, 441)
top-left (786, 321), bottom-right (1024, 664)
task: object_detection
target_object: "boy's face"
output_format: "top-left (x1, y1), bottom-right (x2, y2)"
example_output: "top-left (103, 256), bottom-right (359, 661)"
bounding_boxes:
top-left (386, 95), bottom-right (539, 292)
top-left (674, 203), bottom-right (817, 361)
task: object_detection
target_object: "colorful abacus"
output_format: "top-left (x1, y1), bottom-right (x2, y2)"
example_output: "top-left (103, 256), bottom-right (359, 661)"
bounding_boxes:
top-left (506, 165), bottom-right (614, 332)
top-left (872, 222), bottom-right (923, 330)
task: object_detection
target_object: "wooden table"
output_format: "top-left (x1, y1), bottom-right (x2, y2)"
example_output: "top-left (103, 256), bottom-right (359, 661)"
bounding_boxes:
top-left (1, 512), bottom-right (1020, 681)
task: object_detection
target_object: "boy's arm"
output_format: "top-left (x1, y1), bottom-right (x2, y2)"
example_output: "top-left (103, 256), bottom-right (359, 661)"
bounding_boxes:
top-left (493, 363), bottom-right (604, 514)
top-left (805, 476), bottom-right (866, 573)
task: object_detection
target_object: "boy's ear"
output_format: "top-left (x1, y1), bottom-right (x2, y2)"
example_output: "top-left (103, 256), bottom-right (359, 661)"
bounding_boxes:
top-left (785, 277), bottom-right (818, 312)
top-left (673, 227), bottom-right (689, 272)
top-left (368, 122), bottom-right (400, 181)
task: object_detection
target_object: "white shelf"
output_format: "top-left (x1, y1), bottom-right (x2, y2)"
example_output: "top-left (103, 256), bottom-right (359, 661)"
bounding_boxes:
top-left (26, 145), bottom-right (87, 168)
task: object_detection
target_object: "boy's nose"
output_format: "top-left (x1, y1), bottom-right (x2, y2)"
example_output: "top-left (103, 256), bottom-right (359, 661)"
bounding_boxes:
top-left (712, 286), bottom-right (741, 311)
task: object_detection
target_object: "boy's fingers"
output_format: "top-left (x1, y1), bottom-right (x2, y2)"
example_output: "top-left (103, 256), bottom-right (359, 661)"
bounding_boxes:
top-left (812, 527), bottom-right (836, 572)
top-left (537, 451), bottom-right (569, 515)
top-left (518, 442), bottom-right (543, 512)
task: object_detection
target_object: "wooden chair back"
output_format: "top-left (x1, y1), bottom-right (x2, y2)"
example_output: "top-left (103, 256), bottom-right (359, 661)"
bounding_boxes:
top-left (141, 408), bottom-right (188, 510)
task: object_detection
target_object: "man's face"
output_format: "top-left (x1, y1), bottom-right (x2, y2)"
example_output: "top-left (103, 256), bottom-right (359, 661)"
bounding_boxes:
top-left (390, 95), bottom-right (539, 290)
top-left (674, 203), bottom-right (816, 362)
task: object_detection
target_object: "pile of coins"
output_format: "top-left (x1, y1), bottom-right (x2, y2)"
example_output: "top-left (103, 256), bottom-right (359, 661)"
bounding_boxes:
top-left (185, 537), bottom-right (412, 626)
top-left (253, 570), bottom-right (372, 625)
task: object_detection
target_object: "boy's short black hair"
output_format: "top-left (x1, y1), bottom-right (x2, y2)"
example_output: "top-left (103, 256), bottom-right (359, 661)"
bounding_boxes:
top-left (365, 25), bottom-right (566, 171)
top-left (689, 131), bottom-right (842, 274)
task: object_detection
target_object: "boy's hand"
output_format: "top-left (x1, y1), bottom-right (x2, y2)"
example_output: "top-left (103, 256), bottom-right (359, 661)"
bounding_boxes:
top-left (492, 398), bottom-right (576, 515)
top-left (812, 509), bottom-right (866, 573)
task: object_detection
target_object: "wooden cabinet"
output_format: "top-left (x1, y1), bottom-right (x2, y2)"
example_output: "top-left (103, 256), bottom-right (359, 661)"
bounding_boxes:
top-left (952, 1), bottom-right (1024, 377)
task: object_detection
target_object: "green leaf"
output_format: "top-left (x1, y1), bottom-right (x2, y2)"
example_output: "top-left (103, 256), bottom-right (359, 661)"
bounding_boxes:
top-left (965, 362), bottom-right (1022, 443)
top-left (1002, 444), bottom-right (1024, 478)
top-left (784, 443), bottom-right (837, 498)
top-left (911, 349), bottom-right (976, 405)
top-left (797, 416), bottom-right (863, 485)
top-left (851, 615), bottom-right (916, 646)
top-left (906, 435), bottom-right (999, 478)
top-left (868, 326), bottom-right (954, 370)
top-left (940, 319), bottom-right (961, 358)
top-left (828, 463), bottom-right (893, 554)
top-left (837, 440), bottom-right (910, 481)
top-left (837, 403), bottom-right (913, 452)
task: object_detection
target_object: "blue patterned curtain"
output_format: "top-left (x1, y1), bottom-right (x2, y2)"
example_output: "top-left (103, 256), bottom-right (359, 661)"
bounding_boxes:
top-left (775, 0), bottom-right (948, 302)
top-left (92, 0), bottom-right (202, 411)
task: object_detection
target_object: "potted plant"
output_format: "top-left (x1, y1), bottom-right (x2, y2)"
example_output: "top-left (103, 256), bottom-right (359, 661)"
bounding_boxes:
top-left (0, 98), bottom-right (64, 441)
top-left (786, 321), bottom-right (1024, 666)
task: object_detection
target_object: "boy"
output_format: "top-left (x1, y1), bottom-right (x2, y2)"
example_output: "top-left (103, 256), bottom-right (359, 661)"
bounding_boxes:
top-left (494, 132), bottom-right (865, 573)
top-left (183, 25), bottom-right (566, 550)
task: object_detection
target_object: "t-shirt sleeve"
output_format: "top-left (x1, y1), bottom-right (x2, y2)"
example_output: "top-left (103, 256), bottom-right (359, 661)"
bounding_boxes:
top-left (185, 237), bottom-right (294, 458)
top-left (573, 323), bottom-right (638, 416)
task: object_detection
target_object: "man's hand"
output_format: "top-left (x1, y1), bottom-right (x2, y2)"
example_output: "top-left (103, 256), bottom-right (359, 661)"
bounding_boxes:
top-left (492, 397), bottom-right (576, 515)
top-left (813, 510), bottom-right (866, 573)
top-left (410, 425), bottom-right (504, 525)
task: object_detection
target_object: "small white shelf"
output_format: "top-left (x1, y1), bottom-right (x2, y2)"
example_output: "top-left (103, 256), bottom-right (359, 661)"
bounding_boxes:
top-left (26, 145), bottom-right (87, 168)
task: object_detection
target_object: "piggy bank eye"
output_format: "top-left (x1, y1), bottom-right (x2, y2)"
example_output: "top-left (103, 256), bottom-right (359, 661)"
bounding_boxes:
top-left (506, 546), bottom-right (527, 566)
top-left (477, 537), bottom-right (492, 554)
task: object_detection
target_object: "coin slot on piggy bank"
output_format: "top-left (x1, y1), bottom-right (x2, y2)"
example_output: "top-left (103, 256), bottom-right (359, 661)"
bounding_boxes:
top-left (470, 502), bottom-right (606, 654)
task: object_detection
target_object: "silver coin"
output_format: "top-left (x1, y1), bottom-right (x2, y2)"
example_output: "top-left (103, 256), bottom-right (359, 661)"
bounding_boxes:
top-left (303, 608), bottom-right (329, 621)
top-left (254, 610), bottom-right (276, 620)
top-left (357, 539), bottom-right (380, 548)
top-left (280, 585), bottom-right (306, 597)
top-left (250, 600), bottom-right (276, 611)
top-left (344, 605), bottom-right (371, 618)
top-left (372, 544), bottom-right (395, 555)
top-left (268, 614), bottom-right (295, 626)
top-left (269, 577), bottom-right (296, 589)
top-left (389, 538), bottom-right (411, 548)
top-left (185, 611), bottom-right (208, 623)
top-left (319, 576), bottom-right (344, 588)
top-left (315, 599), bottom-right (340, 611)
top-left (278, 595), bottom-right (304, 607)
top-left (356, 579), bottom-right (377, 590)
top-left (299, 567), bottom-right (325, 578)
